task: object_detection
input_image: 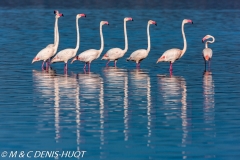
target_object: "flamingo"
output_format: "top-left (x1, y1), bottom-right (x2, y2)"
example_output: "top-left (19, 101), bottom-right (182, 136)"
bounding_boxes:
top-left (202, 35), bottom-right (215, 71)
top-left (101, 17), bottom-right (133, 67)
top-left (51, 14), bottom-right (86, 72)
top-left (126, 20), bottom-right (157, 68)
top-left (71, 21), bottom-right (109, 71)
top-left (32, 11), bottom-right (63, 70)
top-left (156, 19), bottom-right (193, 72)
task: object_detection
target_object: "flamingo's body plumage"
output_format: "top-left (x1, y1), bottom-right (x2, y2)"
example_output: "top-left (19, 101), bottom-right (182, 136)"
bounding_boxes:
top-left (51, 14), bottom-right (86, 72)
top-left (71, 21), bottom-right (109, 71)
top-left (202, 35), bottom-right (215, 70)
top-left (157, 19), bottom-right (193, 72)
top-left (127, 20), bottom-right (157, 68)
top-left (102, 17), bottom-right (133, 67)
top-left (32, 11), bottom-right (63, 70)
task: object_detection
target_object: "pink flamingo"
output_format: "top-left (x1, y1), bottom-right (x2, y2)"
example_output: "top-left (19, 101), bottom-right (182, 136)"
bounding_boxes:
top-left (32, 11), bottom-right (63, 70)
top-left (126, 20), bottom-right (157, 68)
top-left (51, 14), bottom-right (86, 72)
top-left (157, 19), bottom-right (193, 72)
top-left (71, 21), bottom-right (109, 71)
top-left (101, 17), bottom-right (133, 67)
top-left (202, 35), bottom-right (215, 71)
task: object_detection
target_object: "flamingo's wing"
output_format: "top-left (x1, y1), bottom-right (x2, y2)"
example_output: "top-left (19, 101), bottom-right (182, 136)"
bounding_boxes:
top-left (128, 49), bottom-right (147, 61)
top-left (160, 48), bottom-right (182, 63)
top-left (105, 48), bottom-right (124, 60)
top-left (78, 49), bottom-right (98, 62)
top-left (35, 47), bottom-right (54, 61)
top-left (54, 49), bottom-right (75, 61)
top-left (203, 48), bottom-right (212, 59)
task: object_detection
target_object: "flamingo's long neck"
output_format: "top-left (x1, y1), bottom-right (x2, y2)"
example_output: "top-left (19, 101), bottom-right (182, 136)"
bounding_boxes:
top-left (123, 20), bottom-right (128, 53)
top-left (146, 23), bottom-right (151, 53)
top-left (54, 17), bottom-right (59, 51)
top-left (97, 23), bottom-right (104, 58)
top-left (205, 36), bottom-right (215, 48)
top-left (74, 17), bottom-right (80, 54)
top-left (181, 22), bottom-right (187, 57)
top-left (205, 42), bottom-right (208, 48)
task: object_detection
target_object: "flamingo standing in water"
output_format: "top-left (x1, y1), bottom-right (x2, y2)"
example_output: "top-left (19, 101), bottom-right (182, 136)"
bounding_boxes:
top-left (157, 19), bottom-right (193, 72)
top-left (101, 17), bottom-right (133, 67)
top-left (32, 11), bottom-right (63, 70)
top-left (71, 21), bottom-right (109, 71)
top-left (202, 35), bottom-right (215, 71)
top-left (126, 20), bottom-right (157, 68)
top-left (51, 14), bottom-right (86, 72)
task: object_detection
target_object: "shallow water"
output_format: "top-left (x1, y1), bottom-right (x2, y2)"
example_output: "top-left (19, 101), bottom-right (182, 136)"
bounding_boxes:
top-left (1, 1), bottom-right (240, 160)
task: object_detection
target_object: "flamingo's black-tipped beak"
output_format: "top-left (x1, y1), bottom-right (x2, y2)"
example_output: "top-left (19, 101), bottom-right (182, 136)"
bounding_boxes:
top-left (54, 11), bottom-right (56, 14)
top-left (62, 14), bottom-right (64, 17)
top-left (192, 22), bottom-right (193, 24)
top-left (202, 40), bottom-right (204, 43)
top-left (155, 23), bottom-right (157, 26)
top-left (132, 19), bottom-right (134, 21)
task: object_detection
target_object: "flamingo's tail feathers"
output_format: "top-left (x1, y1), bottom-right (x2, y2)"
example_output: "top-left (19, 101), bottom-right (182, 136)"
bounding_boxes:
top-left (32, 57), bottom-right (40, 64)
top-left (71, 56), bottom-right (79, 64)
top-left (126, 57), bottom-right (131, 61)
top-left (101, 54), bottom-right (108, 60)
top-left (51, 56), bottom-right (60, 63)
top-left (157, 55), bottom-right (165, 63)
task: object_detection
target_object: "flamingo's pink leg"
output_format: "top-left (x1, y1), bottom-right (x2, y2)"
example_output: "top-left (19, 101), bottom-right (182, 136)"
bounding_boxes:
top-left (209, 60), bottom-right (211, 70)
top-left (114, 60), bottom-right (117, 67)
top-left (46, 59), bottom-right (50, 70)
top-left (64, 63), bottom-right (68, 71)
top-left (88, 62), bottom-right (91, 71)
top-left (106, 60), bottom-right (110, 67)
top-left (42, 61), bottom-right (45, 70)
top-left (169, 62), bottom-right (173, 71)
top-left (83, 63), bottom-right (87, 69)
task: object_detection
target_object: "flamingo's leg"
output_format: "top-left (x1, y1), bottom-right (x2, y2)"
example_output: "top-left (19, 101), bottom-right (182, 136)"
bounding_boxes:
top-left (48, 59), bottom-right (51, 68)
top-left (106, 60), bottom-right (110, 67)
top-left (208, 60), bottom-right (211, 71)
top-left (83, 63), bottom-right (87, 69)
top-left (46, 59), bottom-right (50, 70)
top-left (169, 62), bottom-right (173, 71)
top-left (88, 62), bottom-right (91, 71)
top-left (42, 61), bottom-right (45, 70)
top-left (64, 63), bottom-right (68, 71)
top-left (114, 60), bottom-right (117, 67)
top-left (204, 60), bottom-right (207, 71)
top-left (136, 62), bottom-right (140, 68)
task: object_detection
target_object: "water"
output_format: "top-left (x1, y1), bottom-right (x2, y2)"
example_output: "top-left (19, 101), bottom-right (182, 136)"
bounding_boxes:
top-left (1, 1), bottom-right (240, 159)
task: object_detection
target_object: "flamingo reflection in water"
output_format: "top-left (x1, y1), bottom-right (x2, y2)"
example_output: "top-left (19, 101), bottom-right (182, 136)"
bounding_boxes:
top-left (103, 67), bottom-right (129, 141)
top-left (203, 71), bottom-right (216, 154)
top-left (130, 69), bottom-right (152, 147)
top-left (32, 70), bottom-right (80, 148)
top-left (77, 72), bottom-right (105, 158)
top-left (158, 74), bottom-right (190, 159)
